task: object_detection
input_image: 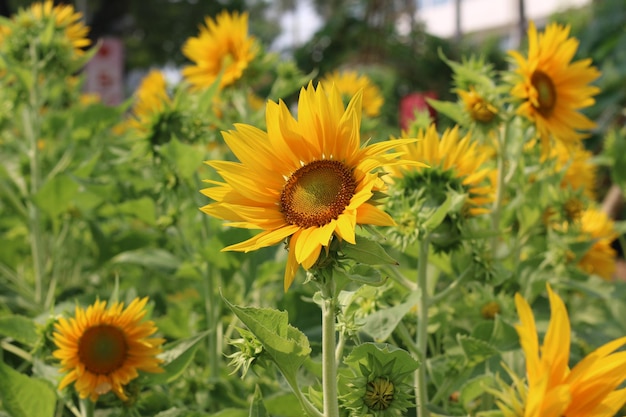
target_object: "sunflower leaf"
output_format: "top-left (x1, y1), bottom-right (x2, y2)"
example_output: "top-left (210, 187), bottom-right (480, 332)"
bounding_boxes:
top-left (249, 385), bottom-right (269, 417)
top-left (142, 330), bottom-right (210, 386)
top-left (0, 315), bottom-right (39, 346)
top-left (0, 361), bottom-right (56, 417)
top-left (340, 236), bottom-right (398, 266)
top-left (222, 298), bottom-right (311, 385)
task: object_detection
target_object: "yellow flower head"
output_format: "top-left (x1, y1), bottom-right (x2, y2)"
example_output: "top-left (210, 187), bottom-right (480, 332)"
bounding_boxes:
top-left (550, 141), bottom-right (597, 199)
top-left (498, 284), bottom-right (626, 417)
top-left (201, 82), bottom-right (416, 290)
top-left (182, 10), bottom-right (257, 90)
top-left (27, 0), bottom-right (90, 55)
top-left (52, 298), bottom-right (165, 402)
top-left (509, 21), bottom-right (600, 151)
top-left (457, 87), bottom-right (498, 124)
top-left (320, 70), bottom-right (384, 117)
top-left (577, 208), bottom-right (618, 280)
top-left (129, 70), bottom-right (172, 134)
top-left (387, 124), bottom-right (495, 216)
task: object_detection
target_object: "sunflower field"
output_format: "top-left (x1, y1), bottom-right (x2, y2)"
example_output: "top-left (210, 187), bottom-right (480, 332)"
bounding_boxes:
top-left (1, 1), bottom-right (626, 417)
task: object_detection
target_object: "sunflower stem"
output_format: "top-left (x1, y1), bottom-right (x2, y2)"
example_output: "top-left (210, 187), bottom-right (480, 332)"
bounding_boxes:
top-left (491, 121), bottom-right (510, 256)
top-left (24, 42), bottom-right (46, 307)
top-left (415, 234), bottom-right (431, 417)
top-left (79, 398), bottom-right (94, 417)
top-left (320, 274), bottom-right (340, 417)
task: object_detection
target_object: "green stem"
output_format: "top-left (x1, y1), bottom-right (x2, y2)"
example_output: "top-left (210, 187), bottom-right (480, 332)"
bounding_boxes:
top-left (491, 122), bottom-right (509, 255)
top-left (320, 277), bottom-right (340, 417)
top-left (203, 262), bottom-right (220, 379)
top-left (79, 398), bottom-right (94, 417)
top-left (284, 376), bottom-right (324, 417)
top-left (415, 235), bottom-right (431, 417)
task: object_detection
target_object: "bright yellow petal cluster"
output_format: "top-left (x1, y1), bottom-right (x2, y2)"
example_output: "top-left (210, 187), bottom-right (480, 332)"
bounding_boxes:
top-left (29, 0), bottom-right (90, 54)
top-left (387, 124), bottom-right (495, 216)
top-left (577, 208), bottom-right (618, 280)
top-left (497, 284), bottom-right (626, 417)
top-left (320, 70), bottom-right (384, 117)
top-left (457, 87), bottom-right (498, 123)
top-left (52, 298), bottom-right (164, 402)
top-left (509, 21), bottom-right (600, 150)
top-left (201, 82), bottom-right (416, 290)
top-left (129, 70), bottom-right (172, 133)
top-left (182, 10), bottom-right (257, 90)
top-left (549, 141), bottom-right (597, 200)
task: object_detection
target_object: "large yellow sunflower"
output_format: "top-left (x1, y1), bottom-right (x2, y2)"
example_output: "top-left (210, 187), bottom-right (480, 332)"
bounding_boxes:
top-left (52, 297), bottom-right (165, 402)
top-left (201, 82), bottom-right (418, 290)
top-left (386, 124), bottom-right (495, 216)
top-left (577, 208), bottom-right (618, 280)
top-left (29, 0), bottom-right (90, 55)
top-left (182, 10), bottom-right (257, 90)
top-left (509, 21), bottom-right (600, 150)
top-left (496, 284), bottom-right (626, 417)
top-left (320, 70), bottom-right (384, 117)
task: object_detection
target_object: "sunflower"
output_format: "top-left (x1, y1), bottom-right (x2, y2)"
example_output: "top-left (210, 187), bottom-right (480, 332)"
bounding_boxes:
top-left (182, 10), bottom-right (257, 90)
top-left (387, 124), bottom-right (495, 217)
top-left (550, 140), bottom-right (597, 199)
top-left (320, 70), bottom-right (384, 117)
top-left (28, 0), bottom-right (90, 55)
top-left (457, 86), bottom-right (498, 124)
top-left (52, 298), bottom-right (165, 402)
top-left (201, 82), bottom-right (418, 290)
top-left (509, 21), bottom-right (600, 151)
top-left (129, 70), bottom-right (172, 134)
top-left (495, 284), bottom-right (626, 417)
top-left (577, 208), bottom-right (618, 280)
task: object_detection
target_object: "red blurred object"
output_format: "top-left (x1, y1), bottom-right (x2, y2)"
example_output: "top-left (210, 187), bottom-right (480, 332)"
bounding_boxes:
top-left (399, 91), bottom-right (438, 131)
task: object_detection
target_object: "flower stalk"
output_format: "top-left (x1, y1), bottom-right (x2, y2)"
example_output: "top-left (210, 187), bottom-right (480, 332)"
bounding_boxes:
top-left (415, 233), bottom-right (431, 417)
top-left (320, 273), bottom-right (340, 417)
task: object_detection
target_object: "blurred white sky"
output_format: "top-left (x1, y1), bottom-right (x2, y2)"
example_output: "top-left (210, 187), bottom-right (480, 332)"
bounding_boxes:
top-left (271, 0), bottom-right (323, 52)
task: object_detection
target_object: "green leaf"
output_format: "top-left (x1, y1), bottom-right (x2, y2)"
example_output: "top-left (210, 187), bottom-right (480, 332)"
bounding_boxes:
top-left (117, 197), bottom-right (157, 226)
top-left (423, 191), bottom-right (465, 232)
top-left (0, 315), bottom-right (39, 346)
top-left (223, 299), bottom-right (311, 385)
top-left (264, 392), bottom-right (303, 417)
top-left (426, 99), bottom-right (464, 125)
top-left (457, 335), bottom-right (499, 366)
top-left (110, 248), bottom-right (180, 272)
top-left (360, 291), bottom-right (420, 342)
top-left (142, 331), bottom-right (209, 385)
top-left (33, 174), bottom-right (79, 217)
top-left (158, 138), bottom-right (203, 180)
top-left (343, 343), bottom-right (419, 375)
top-left (0, 361), bottom-right (56, 417)
top-left (341, 236), bottom-right (398, 266)
top-left (154, 408), bottom-right (210, 417)
top-left (249, 386), bottom-right (268, 417)
top-left (343, 264), bottom-right (387, 286)
top-left (459, 375), bottom-right (497, 411)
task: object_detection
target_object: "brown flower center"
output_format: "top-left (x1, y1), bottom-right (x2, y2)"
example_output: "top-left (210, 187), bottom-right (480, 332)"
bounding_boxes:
top-left (531, 70), bottom-right (557, 116)
top-left (78, 325), bottom-right (128, 374)
top-left (280, 160), bottom-right (356, 228)
top-left (364, 377), bottom-right (395, 411)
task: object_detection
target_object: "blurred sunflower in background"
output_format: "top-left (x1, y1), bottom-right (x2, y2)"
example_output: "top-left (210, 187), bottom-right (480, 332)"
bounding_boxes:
top-left (182, 10), bottom-right (258, 90)
top-left (29, 0), bottom-right (91, 55)
top-left (200, 82), bottom-right (418, 290)
top-left (320, 70), bottom-right (384, 117)
top-left (385, 124), bottom-right (495, 250)
top-left (509, 21), bottom-right (600, 152)
top-left (494, 284), bottom-right (626, 417)
top-left (53, 297), bottom-right (164, 402)
top-left (576, 208), bottom-right (618, 280)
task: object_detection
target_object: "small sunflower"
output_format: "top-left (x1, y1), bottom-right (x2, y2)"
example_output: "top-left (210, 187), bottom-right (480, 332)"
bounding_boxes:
top-left (128, 70), bottom-right (173, 139)
top-left (550, 140), bottom-right (597, 199)
top-left (320, 70), bottom-right (384, 117)
top-left (182, 10), bottom-right (257, 90)
top-left (52, 297), bottom-right (165, 402)
top-left (457, 86), bottom-right (498, 124)
top-left (201, 82), bottom-right (419, 290)
top-left (509, 21), bottom-right (600, 150)
top-left (495, 284), bottom-right (626, 417)
top-left (577, 208), bottom-right (618, 280)
top-left (30, 0), bottom-right (91, 55)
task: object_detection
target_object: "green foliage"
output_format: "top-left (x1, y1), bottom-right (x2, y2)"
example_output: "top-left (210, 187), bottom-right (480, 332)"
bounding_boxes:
top-left (0, 361), bottom-right (56, 417)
